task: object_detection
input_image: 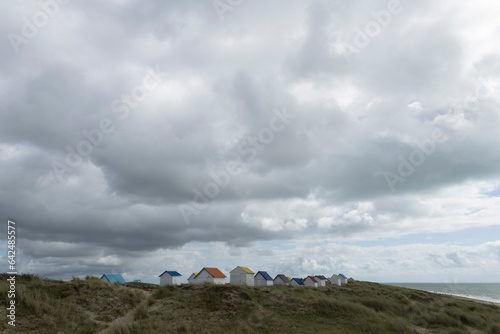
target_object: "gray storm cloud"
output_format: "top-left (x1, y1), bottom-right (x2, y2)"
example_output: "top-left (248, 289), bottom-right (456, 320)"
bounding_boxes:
top-left (1, 0), bottom-right (500, 281)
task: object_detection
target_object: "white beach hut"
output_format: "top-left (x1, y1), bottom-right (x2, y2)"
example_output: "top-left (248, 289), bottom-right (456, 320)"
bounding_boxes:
top-left (230, 266), bottom-right (255, 286)
top-left (191, 267), bottom-right (226, 285)
top-left (159, 270), bottom-right (182, 286)
top-left (273, 274), bottom-right (291, 285)
top-left (254, 271), bottom-right (274, 286)
top-left (330, 274), bottom-right (342, 286)
top-left (187, 272), bottom-right (198, 284)
top-left (290, 278), bottom-right (305, 286)
top-left (314, 275), bottom-right (328, 287)
top-left (303, 276), bottom-right (319, 287)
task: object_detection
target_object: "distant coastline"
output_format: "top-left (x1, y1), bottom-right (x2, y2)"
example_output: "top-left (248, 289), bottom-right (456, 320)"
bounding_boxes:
top-left (449, 294), bottom-right (500, 307)
top-left (384, 282), bottom-right (500, 306)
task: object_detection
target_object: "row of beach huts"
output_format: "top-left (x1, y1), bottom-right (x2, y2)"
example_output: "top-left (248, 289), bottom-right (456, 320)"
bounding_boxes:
top-left (100, 266), bottom-right (352, 288)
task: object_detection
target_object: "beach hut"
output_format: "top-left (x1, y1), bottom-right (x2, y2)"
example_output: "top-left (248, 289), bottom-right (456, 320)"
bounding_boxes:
top-left (314, 275), bottom-right (328, 287)
top-left (159, 270), bottom-right (182, 286)
top-left (100, 273), bottom-right (126, 284)
top-left (303, 276), bottom-right (318, 287)
top-left (187, 272), bottom-right (198, 284)
top-left (339, 273), bottom-right (348, 284)
top-left (290, 278), bottom-right (305, 286)
top-left (191, 267), bottom-right (226, 285)
top-left (254, 271), bottom-right (273, 286)
top-left (230, 266), bottom-right (255, 286)
top-left (133, 280), bottom-right (141, 283)
top-left (273, 274), bottom-right (291, 285)
top-left (330, 274), bottom-right (342, 286)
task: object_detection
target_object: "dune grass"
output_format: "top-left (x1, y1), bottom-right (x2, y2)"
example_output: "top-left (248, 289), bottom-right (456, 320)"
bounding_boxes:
top-left (0, 274), bottom-right (499, 333)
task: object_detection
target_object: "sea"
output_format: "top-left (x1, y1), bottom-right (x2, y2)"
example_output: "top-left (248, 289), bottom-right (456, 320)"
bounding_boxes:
top-left (385, 283), bottom-right (500, 304)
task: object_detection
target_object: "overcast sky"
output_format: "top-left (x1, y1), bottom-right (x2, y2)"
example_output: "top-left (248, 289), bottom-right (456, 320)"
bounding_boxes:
top-left (1, 0), bottom-right (500, 283)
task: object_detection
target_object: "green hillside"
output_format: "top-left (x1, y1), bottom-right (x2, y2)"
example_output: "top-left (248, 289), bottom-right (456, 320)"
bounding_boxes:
top-left (0, 274), bottom-right (499, 333)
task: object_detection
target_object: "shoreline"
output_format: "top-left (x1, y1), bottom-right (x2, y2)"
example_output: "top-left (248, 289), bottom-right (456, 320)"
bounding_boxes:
top-left (449, 294), bottom-right (500, 307)
top-left (384, 283), bottom-right (500, 308)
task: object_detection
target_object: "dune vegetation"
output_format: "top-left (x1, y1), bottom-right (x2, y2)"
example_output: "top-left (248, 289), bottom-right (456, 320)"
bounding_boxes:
top-left (0, 274), bottom-right (499, 333)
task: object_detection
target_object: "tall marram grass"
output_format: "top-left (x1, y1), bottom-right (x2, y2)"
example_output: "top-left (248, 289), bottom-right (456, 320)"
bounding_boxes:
top-left (1, 276), bottom-right (499, 333)
top-left (0, 274), bottom-right (144, 333)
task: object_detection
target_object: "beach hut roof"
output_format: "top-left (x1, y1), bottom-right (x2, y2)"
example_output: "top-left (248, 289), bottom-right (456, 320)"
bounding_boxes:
top-left (101, 273), bottom-right (126, 283)
top-left (256, 271), bottom-right (273, 280)
top-left (306, 276), bottom-right (318, 283)
top-left (159, 270), bottom-right (182, 277)
top-left (203, 267), bottom-right (226, 278)
top-left (231, 266), bottom-right (254, 274)
top-left (292, 278), bottom-right (305, 285)
top-left (275, 274), bottom-right (291, 283)
top-left (339, 273), bottom-right (347, 279)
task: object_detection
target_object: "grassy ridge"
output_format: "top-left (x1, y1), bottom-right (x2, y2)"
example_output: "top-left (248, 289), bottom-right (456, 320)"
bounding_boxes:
top-left (0, 274), bottom-right (499, 333)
